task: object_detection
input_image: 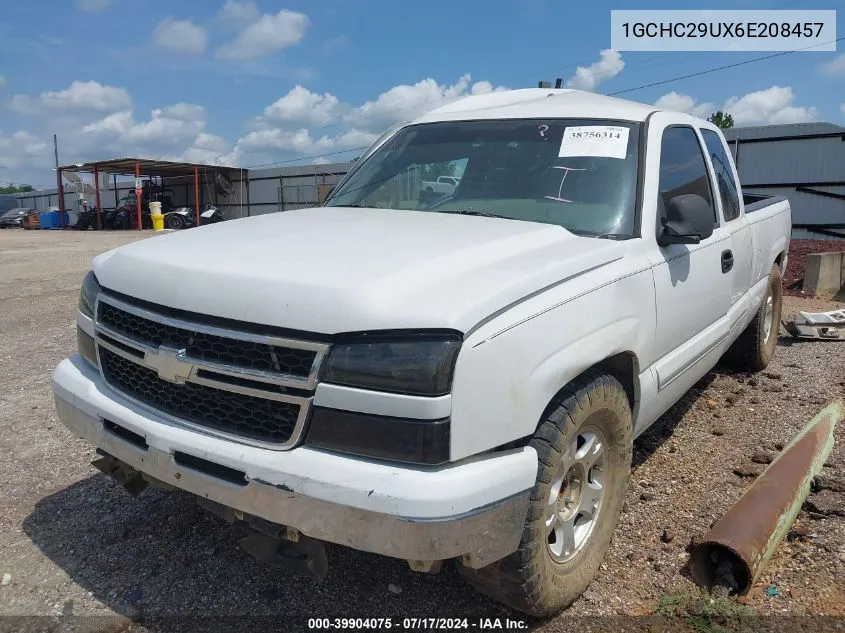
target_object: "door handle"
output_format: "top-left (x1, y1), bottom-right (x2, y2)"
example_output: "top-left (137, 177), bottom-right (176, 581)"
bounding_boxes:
top-left (721, 249), bottom-right (734, 273)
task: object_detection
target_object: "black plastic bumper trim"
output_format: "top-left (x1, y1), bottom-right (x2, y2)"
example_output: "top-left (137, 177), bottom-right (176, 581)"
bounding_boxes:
top-left (305, 407), bottom-right (450, 465)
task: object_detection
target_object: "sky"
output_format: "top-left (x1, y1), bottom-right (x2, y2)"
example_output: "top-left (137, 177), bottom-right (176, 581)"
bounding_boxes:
top-left (0, 0), bottom-right (843, 188)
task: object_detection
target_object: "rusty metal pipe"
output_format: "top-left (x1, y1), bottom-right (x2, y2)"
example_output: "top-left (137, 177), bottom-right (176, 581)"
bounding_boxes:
top-left (689, 399), bottom-right (843, 594)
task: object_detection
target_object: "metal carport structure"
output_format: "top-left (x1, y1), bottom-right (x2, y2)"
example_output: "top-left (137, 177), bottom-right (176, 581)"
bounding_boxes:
top-left (57, 158), bottom-right (239, 230)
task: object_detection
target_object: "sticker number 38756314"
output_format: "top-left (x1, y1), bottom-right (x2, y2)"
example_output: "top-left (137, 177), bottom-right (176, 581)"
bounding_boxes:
top-left (558, 125), bottom-right (630, 160)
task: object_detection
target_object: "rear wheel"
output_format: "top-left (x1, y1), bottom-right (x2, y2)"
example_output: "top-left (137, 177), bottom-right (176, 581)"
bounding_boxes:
top-left (724, 263), bottom-right (783, 371)
top-left (165, 213), bottom-right (185, 230)
top-left (460, 370), bottom-right (632, 617)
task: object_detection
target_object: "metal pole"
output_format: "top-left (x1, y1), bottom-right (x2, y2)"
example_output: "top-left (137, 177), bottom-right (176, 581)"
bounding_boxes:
top-left (135, 160), bottom-right (141, 231)
top-left (245, 170), bottom-right (251, 217)
top-left (194, 166), bottom-right (200, 227)
top-left (54, 134), bottom-right (65, 227)
top-left (689, 400), bottom-right (843, 594)
top-left (113, 175), bottom-right (118, 208)
top-left (93, 164), bottom-right (102, 230)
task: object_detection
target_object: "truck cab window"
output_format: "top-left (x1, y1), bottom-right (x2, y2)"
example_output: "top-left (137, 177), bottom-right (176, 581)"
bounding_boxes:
top-left (657, 126), bottom-right (717, 228)
top-left (701, 129), bottom-right (741, 222)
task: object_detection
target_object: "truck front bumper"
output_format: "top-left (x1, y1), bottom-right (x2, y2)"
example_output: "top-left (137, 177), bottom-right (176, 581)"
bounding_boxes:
top-left (52, 355), bottom-right (537, 567)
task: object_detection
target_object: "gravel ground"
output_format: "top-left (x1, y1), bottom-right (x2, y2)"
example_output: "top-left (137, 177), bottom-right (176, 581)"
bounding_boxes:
top-left (1, 230), bottom-right (843, 633)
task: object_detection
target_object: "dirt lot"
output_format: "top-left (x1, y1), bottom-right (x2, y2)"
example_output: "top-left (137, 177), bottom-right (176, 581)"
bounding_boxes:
top-left (1, 229), bottom-right (844, 633)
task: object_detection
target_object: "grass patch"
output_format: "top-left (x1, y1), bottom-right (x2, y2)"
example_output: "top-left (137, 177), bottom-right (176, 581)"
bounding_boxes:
top-left (654, 589), bottom-right (757, 633)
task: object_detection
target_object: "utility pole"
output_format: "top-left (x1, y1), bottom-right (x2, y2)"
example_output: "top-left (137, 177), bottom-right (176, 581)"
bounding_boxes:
top-left (54, 134), bottom-right (66, 225)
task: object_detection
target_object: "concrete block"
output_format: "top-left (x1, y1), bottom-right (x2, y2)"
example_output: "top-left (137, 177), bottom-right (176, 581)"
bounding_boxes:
top-left (803, 252), bottom-right (843, 298)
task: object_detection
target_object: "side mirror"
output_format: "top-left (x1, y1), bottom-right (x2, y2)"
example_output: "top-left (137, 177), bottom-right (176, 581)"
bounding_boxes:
top-left (658, 194), bottom-right (715, 247)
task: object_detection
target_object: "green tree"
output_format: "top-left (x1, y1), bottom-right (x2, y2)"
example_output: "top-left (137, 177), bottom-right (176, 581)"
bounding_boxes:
top-left (0, 184), bottom-right (34, 193)
top-left (708, 111), bottom-right (734, 129)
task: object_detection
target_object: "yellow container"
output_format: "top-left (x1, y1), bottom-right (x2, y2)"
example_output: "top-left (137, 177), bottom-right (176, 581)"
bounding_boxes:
top-left (151, 213), bottom-right (165, 231)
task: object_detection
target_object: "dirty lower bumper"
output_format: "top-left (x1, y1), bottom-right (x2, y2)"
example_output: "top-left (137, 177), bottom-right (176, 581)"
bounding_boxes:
top-left (52, 356), bottom-right (535, 567)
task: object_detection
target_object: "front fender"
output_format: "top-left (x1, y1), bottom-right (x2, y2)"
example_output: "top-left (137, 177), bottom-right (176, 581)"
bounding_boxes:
top-left (449, 266), bottom-right (655, 461)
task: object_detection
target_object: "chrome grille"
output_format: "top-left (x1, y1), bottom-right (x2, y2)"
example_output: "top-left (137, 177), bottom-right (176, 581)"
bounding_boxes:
top-left (93, 294), bottom-right (328, 450)
top-left (100, 348), bottom-right (301, 444)
top-left (98, 301), bottom-right (317, 377)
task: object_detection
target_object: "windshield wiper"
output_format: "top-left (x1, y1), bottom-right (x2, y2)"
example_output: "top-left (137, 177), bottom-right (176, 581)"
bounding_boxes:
top-left (445, 209), bottom-right (511, 219)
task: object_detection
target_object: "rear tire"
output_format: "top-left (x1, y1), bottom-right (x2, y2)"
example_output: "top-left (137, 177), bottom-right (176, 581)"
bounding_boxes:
top-left (724, 263), bottom-right (782, 372)
top-left (460, 370), bottom-right (632, 617)
top-left (165, 213), bottom-right (185, 230)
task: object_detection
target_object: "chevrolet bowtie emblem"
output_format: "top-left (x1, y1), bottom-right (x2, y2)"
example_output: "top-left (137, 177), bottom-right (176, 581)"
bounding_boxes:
top-left (144, 346), bottom-right (193, 383)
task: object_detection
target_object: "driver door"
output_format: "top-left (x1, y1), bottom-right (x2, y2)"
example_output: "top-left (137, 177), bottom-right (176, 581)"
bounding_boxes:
top-left (650, 125), bottom-right (733, 390)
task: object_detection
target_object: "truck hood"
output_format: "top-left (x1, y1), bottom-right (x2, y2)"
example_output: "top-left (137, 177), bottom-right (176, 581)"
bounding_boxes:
top-left (93, 207), bottom-right (624, 334)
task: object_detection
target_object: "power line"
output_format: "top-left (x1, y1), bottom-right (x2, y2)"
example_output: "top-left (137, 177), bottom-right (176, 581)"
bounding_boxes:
top-left (609, 36), bottom-right (844, 96)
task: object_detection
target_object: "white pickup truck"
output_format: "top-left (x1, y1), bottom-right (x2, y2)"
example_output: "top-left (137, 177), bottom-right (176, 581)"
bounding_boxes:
top-left (421, 175), bottom-right (462, 196)
top-left (53, 88), bottom-right (791, 616)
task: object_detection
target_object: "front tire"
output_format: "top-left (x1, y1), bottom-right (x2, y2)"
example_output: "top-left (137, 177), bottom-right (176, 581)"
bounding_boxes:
top-left (724, 263), bottom-right (782, 372)
top-left (460, 370), bottom-right (633, 617)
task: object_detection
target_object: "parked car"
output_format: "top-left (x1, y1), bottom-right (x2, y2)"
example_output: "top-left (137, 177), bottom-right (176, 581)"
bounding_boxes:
top-left (0, 207), bottom-right (31, 228)
top-left (52, 88), bottom-right (791, 617)
top-left (420, 175), bottom-right (459, 195)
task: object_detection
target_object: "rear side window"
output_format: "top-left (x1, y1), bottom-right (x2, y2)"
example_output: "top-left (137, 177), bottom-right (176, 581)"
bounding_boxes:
top-left (657, 126), bottom-right (717, 227)
top-left (701, 129), bottom-right (741, 222)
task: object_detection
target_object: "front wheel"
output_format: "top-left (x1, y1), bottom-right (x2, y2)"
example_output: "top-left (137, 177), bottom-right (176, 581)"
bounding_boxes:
top-left (460, 370), bottom-right (633, 617)
top-left (724, 263), bottom-right (783, 371)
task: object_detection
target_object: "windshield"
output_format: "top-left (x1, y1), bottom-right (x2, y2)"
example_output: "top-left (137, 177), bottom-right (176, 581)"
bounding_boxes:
top-left (326, 118), bottom-right (641, 237)
top-left (2, 209), bottom-right (27, 218)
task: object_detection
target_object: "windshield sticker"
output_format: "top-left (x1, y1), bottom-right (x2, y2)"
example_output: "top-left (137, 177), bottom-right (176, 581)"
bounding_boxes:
top-left (538, 124), bottom-right (549, 137)
top-left (558, 126), bottom-right (630, 160)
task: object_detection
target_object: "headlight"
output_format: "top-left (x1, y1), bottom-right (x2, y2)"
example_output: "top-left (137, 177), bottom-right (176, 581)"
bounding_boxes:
top-left (323, 335), bottom-right (462, 396)
top-left (78, 271), bottom-right (101, 318)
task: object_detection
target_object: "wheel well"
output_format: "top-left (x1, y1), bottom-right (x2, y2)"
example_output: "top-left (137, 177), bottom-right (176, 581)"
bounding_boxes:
top-left (493, 352), bottom-right (640, 454)
top-left (775, 251), bottom-right (786, 269)
top-left (594, 352), bottom-right (638, 411)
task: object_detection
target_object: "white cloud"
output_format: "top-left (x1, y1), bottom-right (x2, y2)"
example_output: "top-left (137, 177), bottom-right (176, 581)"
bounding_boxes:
top-left (565, 50), bottom-right (625, 91)
top-left (820, 53), bottom-right (845, 77)
top-left (153, 18), bottom-right (207, 54)
top-left (169, 133), bottom-right (232, 164)
top-left (77, 0), bottom-right (112, 11)
top-left (0, 131), bottom-right (50, 170)
top-left (725, 86), bottom-right (817, 125)
top-left (261, 86), bottom-right (344, 127)
top-left (155, 103), bottom-right (206, 121)
top-left (654, 86), bottom-right (817, 126)
top-left (82, 103), bottom-right (207, 148)
top-left (839, 103), bottom-right (845, 115)
top-left (217, 0), bottom-right (260, 27)
top-left (347, 74), bottom-right (508, 130)
top-left (216, 9), bottom-right (308, 60)
top-left (226, 73), bottom-right (507, 166)
top-left (654, 92), bottom-right (715, 118)
top-left (9, 80), bottom-right (131, 114)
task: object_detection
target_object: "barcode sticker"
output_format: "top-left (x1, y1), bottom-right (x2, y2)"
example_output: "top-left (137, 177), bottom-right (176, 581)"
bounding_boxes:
top-left (558, 126), bottom-right (630, 159)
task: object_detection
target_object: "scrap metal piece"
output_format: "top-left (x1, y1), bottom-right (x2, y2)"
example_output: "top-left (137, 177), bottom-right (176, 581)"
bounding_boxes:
top-left (689, 400), bottom-right (843, 594)
top-left (239, 532), bottom-right (328, 582)
top-left (783, 309), bottom-right (845, 340)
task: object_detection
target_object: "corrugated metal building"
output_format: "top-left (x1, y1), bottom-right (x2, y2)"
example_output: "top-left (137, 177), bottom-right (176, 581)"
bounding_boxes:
top-left (723, 122), bottom-right (845, 240)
